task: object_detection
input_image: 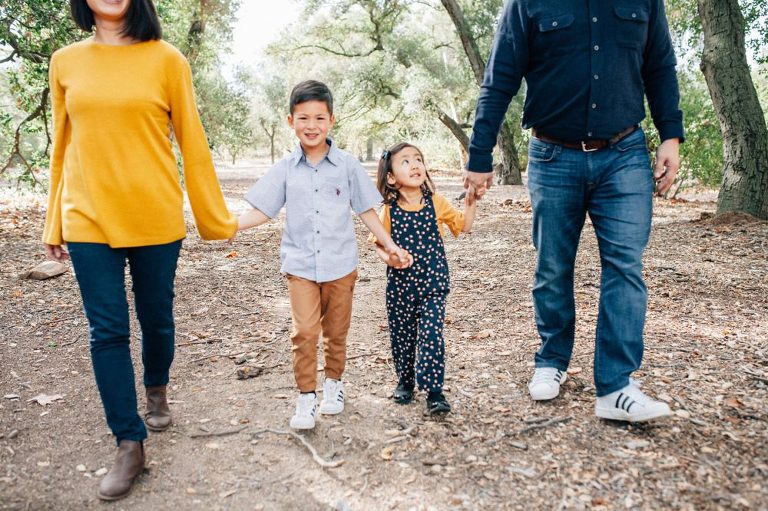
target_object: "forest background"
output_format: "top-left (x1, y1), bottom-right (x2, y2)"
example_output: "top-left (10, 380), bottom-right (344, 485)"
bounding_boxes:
top-left (0, 0), bottom-right (767, 217)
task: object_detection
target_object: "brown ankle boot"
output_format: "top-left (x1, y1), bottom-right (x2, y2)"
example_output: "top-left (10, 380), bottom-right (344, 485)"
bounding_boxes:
top-left (97, 440), bottom-right (145, 501)
top-left (145, 385), bottom-right (172, 432)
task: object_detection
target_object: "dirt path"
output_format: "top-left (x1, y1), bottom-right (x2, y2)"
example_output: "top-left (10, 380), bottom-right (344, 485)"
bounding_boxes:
top-left (1, 164), bottom-right (767, 510)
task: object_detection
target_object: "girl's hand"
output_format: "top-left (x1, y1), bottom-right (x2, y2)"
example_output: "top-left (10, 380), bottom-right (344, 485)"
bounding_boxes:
top-left (387, 250), bottom-right (413, 269)
top-left (389, 246), bottom-right (413, 268)
top-left (44, 243), bottom-right (69, 262)
top-left (376, 246), bottom-right (413, 268)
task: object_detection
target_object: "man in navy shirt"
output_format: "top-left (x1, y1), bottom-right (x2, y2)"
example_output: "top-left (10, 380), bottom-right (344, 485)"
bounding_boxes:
top-left (466, 0), bottom-right (683, 422)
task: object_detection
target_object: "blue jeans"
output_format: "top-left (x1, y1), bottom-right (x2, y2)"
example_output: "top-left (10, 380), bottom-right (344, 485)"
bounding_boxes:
top-left (68, 240), bottom-right (182, 442)
top-left (527, 128), bottom-right (653, 396)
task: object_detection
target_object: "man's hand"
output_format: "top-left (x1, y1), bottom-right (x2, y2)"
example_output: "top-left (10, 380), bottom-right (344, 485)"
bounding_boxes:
top-left (654, 138), bottom-right (680, 196)
top-left (44, 243), bottom-right (69, 262)
top-left (464, 170), bottom-right (493, 202)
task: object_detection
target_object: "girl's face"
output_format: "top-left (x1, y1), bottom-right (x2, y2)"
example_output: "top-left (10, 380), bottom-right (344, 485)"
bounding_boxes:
top-left (388, 147), bottom-right (427, 190)
top-left (86, 0), bottom-right (131, 24)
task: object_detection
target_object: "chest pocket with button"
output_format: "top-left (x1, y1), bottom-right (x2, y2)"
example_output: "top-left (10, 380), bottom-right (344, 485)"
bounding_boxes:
top-left (533, 14), bottom-right (575, 57)
top-left (614, 7), bottom-right (649, 50)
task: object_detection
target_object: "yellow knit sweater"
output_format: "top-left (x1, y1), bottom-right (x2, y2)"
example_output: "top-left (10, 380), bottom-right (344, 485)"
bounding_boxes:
top-left (42, 38), bottom-right (237, 248)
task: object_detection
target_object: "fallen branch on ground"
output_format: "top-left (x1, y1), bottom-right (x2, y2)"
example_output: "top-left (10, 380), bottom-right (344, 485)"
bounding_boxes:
top-left (515, 416), bottom-right (571, 435)
top-left (189, 426), bottom-right (248, 438)
top-left (252, 428), bottom-right (345, 468)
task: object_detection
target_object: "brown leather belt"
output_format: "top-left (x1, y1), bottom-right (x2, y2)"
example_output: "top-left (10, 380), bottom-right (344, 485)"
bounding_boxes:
top-left (531, 125), bottom-right (638, 152)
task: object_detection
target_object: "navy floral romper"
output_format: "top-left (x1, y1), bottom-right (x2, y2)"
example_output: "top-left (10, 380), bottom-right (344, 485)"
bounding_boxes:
top-left (386, 193), bottom-right (450, 392)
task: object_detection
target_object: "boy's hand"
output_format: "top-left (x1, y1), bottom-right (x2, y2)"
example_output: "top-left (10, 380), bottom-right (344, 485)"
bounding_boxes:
top-left (387, 249), bottom-right (413, 269)
top-left (389, 245), bottom-right (413, 268)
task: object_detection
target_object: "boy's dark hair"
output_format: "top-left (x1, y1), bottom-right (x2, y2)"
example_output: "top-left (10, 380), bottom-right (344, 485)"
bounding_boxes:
top-left (70, 0), bottom-right (162, 41)
top-left (289, 80), bottom-right (334, 115)
top-left (377, 142), bottom-right (435, 204)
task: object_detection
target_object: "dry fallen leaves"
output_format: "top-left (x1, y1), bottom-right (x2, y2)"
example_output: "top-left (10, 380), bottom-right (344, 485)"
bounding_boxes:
top-left (27, 394), bottom-right (64, 406)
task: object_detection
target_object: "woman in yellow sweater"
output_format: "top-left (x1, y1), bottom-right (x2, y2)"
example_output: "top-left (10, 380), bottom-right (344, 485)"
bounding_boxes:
top-left (42, 0), bottom-right (237, 500)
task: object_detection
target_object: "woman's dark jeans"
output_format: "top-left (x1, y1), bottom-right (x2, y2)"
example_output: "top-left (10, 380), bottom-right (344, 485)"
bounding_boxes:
top-left (68, 240), bottom-right (181, 443)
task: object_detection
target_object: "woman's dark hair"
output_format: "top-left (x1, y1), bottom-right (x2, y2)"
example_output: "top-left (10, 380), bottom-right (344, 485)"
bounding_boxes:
top-left (289, 80), bottom-right (334, 115)
top-left (376, 142), bottom-right (435, 203)
top-left (70, 0), bottom-right (162, 41)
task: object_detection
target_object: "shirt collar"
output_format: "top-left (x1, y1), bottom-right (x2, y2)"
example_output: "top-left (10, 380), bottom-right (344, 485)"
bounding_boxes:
top-left (290, 138), bottom-right (340, 167)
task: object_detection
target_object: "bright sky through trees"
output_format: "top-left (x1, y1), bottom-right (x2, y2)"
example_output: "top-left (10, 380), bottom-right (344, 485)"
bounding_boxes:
top-left (224, 0), bottom-right (301, 73)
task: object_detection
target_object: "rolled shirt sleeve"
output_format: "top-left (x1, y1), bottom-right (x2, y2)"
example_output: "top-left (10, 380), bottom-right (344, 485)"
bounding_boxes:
top-left (348, 161), bottom-right (383, 215)
top-left (244, 161), bottom-right (288, 218)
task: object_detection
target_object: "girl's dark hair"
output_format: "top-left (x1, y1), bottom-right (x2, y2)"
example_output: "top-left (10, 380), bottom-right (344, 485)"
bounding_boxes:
top-left (70, 0), bottom-right (162, 41)
top-left (376, 142), bottom-right (435, 203)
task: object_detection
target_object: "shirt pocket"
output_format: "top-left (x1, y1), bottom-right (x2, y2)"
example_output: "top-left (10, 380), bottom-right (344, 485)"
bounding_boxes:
top-left (321, 179), bottom-right (350, 206)
top-left (533, 14), bottom-right (575, 57)
top-left (614, 7), bottom-right (649, 50)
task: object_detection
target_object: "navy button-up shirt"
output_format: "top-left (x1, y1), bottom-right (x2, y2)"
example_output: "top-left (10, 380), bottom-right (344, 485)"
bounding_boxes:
top-left (468, 0), bottom-right (685, 172)
top-left (244, 139), bottom-right (382, 282)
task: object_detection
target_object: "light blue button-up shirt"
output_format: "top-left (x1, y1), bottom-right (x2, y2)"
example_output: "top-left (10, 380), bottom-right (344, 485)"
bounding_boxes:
top-left (244, 139), bottom-right (382, 283)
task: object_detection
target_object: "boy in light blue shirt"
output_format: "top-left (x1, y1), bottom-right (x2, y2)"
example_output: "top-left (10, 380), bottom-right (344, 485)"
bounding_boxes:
top-left (237, 80), bottom-right (410, 429)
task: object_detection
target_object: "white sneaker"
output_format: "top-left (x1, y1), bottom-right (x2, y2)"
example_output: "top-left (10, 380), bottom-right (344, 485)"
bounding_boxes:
top-left (319, 378), bottom-right (345, 415)
top-left (595, 380), bottom-right (671, 422)
top-left (528, 367), bottom-right (568, 401)
top-left (289, 393), bottom-right (317, 429)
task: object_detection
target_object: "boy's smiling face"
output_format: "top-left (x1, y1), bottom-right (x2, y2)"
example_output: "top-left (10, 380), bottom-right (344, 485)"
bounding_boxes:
top-left (288, 100), bottom-right (335, 153)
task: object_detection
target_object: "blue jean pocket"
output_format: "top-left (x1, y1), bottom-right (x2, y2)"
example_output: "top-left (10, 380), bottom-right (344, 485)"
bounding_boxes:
top-left (528, 138), bottom-right (561, 162)
top-left (613, 128), bottom-right (647, 153)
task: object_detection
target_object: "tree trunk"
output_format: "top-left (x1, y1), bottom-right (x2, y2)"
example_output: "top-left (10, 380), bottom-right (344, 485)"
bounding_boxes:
top-left (497, 123), bottom-right (522, 185)
top-left (269, 132), bottom-right (275, 164)
top-left (435, 107), bottom-right (470, 166)
top-left (440, 0), bottom-right (524, 184)
top-left (435, 107), bottom-right (470, 154)
top-left (698, 0), bottom-right (768, 219)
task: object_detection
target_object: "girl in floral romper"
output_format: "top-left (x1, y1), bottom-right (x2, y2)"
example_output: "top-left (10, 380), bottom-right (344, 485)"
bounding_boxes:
top-left (371, 143), bottom-right (476, 414)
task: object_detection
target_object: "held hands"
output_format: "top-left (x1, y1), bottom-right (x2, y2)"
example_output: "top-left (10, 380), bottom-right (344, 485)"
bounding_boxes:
top-left (379, 244), bottom-right (413, 269)
top-left (463, 170), bottom-right (493, 203)
top-left (654, 138), bottom-right (680, 196)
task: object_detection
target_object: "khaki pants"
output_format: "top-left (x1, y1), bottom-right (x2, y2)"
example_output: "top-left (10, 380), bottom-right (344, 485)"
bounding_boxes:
top-left (286, 270), bottom-right (357, 392)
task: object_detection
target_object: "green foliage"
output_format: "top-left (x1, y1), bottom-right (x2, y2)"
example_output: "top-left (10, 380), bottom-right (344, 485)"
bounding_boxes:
top-left (265, 0), bottom-right (515, 168)
top-left (0, 0), bottom-right (250, 187)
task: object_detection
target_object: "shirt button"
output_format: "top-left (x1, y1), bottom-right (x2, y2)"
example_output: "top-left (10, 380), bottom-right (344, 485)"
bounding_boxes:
top-left (552, 21), bottom-right (558, 27)
top-left (592, 16), bottom-right (598, 22)
top-left (316, 250), bottom-right (320, 253)
top-left (592, 103), bottom-right (597, 109)
top-left (315, 210), bottom-right (319, 214)
top-left (593, 74), bottom-right (599, 80)
top-left (316, 230), bottom-right (320, 234)
top-left (588, 132), bottom-right (593, 137)
top-left (593, 45), bottom-right (600, 51)
top-left (315, 189), bottom-right (318, 192)
top-left (632, 12), bottom-right (637, 18)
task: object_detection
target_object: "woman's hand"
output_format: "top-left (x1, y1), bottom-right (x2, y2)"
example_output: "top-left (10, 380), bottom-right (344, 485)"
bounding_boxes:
top-left (44, 243), bottom-right (69, 262)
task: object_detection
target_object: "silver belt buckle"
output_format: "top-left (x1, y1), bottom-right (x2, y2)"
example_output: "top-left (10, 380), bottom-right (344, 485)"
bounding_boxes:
top-left (581, 140), bottom-right (599, 152)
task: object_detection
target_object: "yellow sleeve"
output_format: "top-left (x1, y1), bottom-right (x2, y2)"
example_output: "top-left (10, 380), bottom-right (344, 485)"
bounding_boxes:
top-left (433, 194), bottom-right (464, 238)
top-left (368, 204), bottom-right (390, 245)
top-left (169, 54), bottom-right (237, 240)
top-left (42, 53), bottom-right (68, 245)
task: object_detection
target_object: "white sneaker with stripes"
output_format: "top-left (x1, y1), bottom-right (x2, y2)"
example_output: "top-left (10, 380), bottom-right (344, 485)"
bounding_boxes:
top-left (319, 378), bottom-right (344, 415)
top-left (595, 380), bottom-right (671, 422)
top-left (289, 392), bottom-right (317, 430)
top-left (528, 367), bottom-right (568, 401)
